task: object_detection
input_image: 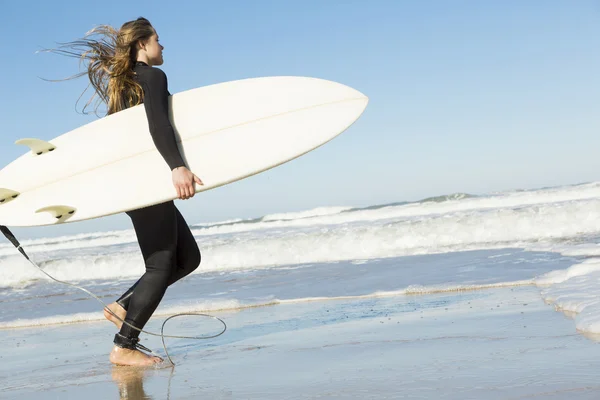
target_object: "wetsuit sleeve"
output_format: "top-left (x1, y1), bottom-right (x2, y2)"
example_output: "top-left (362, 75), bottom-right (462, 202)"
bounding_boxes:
top-left (141, 68), bottom-right (186, 171)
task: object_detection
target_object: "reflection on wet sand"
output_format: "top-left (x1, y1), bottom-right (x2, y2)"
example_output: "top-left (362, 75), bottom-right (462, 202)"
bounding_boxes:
top-left (111, 365), bottom-right (174, 400)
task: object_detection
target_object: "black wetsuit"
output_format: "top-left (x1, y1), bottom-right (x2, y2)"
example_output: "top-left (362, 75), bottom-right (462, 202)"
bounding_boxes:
top-left (113, 61), bottom-right (201, 347)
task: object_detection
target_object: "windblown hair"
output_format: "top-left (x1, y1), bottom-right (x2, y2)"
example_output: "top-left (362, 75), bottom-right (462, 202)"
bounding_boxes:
top-left (42, 17), bottom-right (155, 116)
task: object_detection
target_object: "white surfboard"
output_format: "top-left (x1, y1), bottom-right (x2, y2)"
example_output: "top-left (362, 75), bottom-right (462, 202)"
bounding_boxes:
top-left (0, 76), bottom-right (368, 227)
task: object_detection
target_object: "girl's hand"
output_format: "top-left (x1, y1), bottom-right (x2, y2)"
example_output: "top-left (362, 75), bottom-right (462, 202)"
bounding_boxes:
top-left (172, 166), bottom-right (203, 200)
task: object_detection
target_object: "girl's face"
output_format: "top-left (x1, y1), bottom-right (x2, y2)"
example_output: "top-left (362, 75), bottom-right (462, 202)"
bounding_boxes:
top-left (140, 32), bottom-right (164, 66)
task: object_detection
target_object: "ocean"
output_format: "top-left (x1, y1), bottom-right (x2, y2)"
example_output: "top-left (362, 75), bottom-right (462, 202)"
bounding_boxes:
top-left (3, 182), bottom-right (600, 398)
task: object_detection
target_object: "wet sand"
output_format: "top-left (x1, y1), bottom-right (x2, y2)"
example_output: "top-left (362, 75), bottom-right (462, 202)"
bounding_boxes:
top-left (2, 285), bottom-right (600, 399)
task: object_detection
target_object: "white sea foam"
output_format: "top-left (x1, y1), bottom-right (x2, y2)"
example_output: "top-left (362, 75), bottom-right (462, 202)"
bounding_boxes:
top-left (0, 280), bottom-right (533, 329)
top-left (535, 258), bottom-right (600, 333)
top-left (261, 206), bottom-right (354, 221)
top-left (0, 298), bottom-right (248, 329)
top-left (3, 182), bottom-right (600, 288)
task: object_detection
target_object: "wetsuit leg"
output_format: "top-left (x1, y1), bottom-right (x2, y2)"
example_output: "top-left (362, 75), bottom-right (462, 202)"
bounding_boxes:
top-left (116, 201), bottom-right (200, 341)
top-left (169, 206), bottom-right (202, 283)
top-left (115, 206), bottom-right (201, 311)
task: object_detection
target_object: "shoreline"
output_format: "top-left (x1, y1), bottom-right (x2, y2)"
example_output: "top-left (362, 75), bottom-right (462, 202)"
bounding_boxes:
top-left (3, 285), bottom-right (600, 399)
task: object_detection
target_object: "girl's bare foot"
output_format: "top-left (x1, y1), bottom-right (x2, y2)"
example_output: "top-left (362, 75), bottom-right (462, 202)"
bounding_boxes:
top-left (109, 345), bottom-right (163, 366)
top-left (104, 302), bottom-right (127, 330)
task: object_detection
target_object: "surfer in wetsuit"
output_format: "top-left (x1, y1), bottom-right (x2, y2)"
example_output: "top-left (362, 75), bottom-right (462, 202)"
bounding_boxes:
top-left (55, 17), bottom-right (203, 366)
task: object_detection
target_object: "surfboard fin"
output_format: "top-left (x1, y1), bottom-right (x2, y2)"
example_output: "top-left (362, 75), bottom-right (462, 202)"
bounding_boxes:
top-left (0, 189), bottom-right (20, 205)
top-left (35, 205), bottom-right (76, 222)
top-left (15, 138), bottom-right (56, 155)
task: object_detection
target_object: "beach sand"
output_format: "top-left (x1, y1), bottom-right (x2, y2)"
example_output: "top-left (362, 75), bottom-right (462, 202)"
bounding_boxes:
top-left (2, 284), bottom-right (600, 399)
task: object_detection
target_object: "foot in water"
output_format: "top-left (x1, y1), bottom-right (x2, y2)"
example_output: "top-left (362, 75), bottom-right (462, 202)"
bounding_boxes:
top-left (109, 346), bottom-right (163, 366)
top-left (104, 302), bottom-right (127, 330)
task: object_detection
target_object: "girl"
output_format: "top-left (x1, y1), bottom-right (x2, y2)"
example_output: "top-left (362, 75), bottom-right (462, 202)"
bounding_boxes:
top-left (53, 17), bottom-right (203, 366)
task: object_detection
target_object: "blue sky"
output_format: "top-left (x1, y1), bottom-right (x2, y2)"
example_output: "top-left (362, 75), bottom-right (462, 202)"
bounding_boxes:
top-left (2, 0), bottom-right (600, 238)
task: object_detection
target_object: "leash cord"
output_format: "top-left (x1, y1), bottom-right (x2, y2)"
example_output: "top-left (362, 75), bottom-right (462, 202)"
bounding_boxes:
top-left (0, 225), bottom-right (226, 365)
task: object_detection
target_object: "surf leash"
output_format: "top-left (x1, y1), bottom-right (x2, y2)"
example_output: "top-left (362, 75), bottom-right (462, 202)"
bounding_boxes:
top-left (0, 225), bottom-right (227, 366)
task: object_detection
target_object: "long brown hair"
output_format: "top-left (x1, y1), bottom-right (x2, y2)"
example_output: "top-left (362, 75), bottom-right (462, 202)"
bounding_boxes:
top-left (42, 17), bottom-right (155, 116)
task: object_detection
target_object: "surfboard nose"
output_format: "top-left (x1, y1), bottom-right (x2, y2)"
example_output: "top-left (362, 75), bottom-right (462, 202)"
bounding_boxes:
top-left (330, 80), bottom-right (369, 116)
top-left (314, 78), bottom-right (369, 118)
